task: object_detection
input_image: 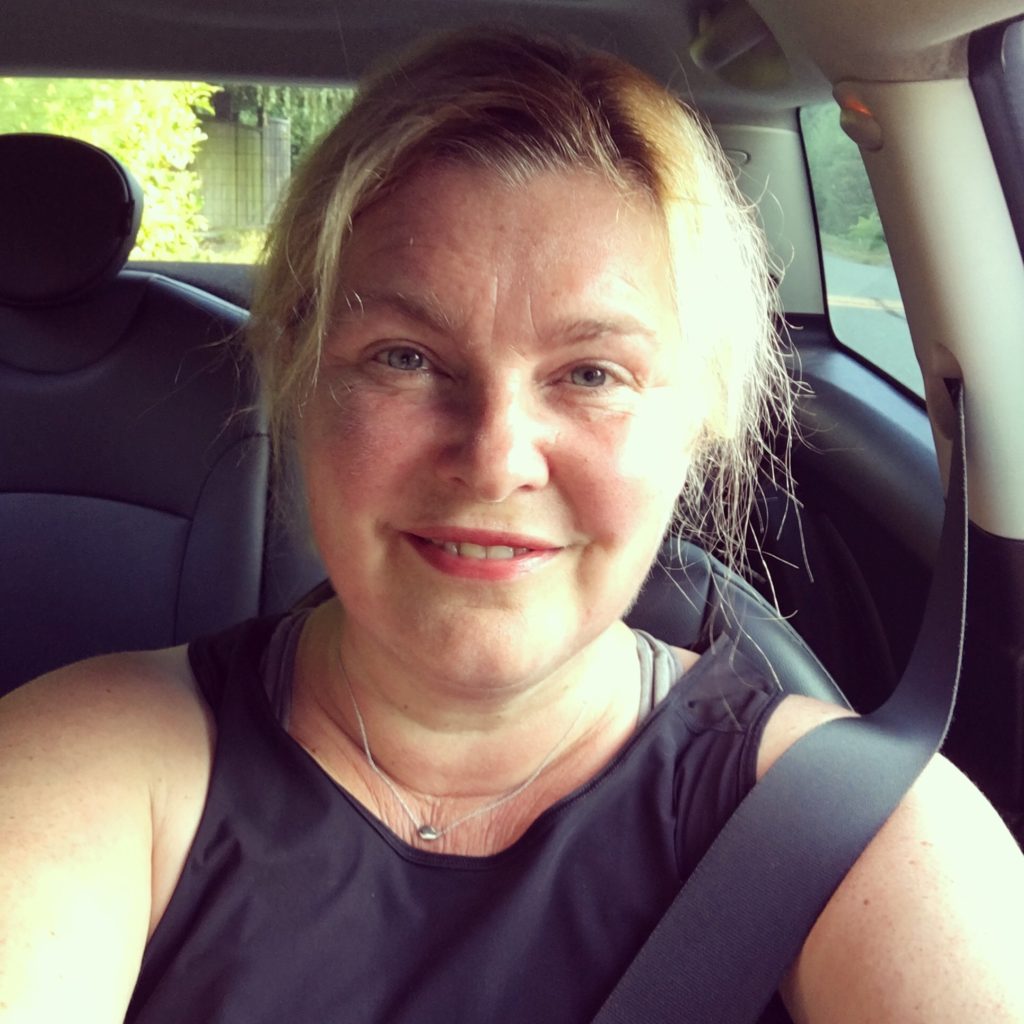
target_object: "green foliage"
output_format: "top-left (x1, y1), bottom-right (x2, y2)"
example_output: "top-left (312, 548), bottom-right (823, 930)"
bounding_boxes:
top-left (848, 210), bottom-right (887, 251)
top-left (0, 78), bottom-right (218, 259)
top-left (801, 102), bottom-right (886, 255)
top-left (211, 84), bottom-right (354, 163)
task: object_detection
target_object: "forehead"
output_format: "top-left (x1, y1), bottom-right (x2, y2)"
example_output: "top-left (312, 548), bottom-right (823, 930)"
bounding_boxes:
top-left (335, 163), bottom-right (675, 328)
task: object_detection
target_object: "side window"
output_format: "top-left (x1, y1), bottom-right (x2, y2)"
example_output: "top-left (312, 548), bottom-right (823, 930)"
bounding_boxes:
top-left (0, 78), bottom-right (354, 263)
top-left (800, 103), bottom-right (924, 396)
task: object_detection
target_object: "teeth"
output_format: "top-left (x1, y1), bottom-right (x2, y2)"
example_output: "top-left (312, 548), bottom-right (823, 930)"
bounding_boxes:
top-left (430, 540), bottom-right (530, 560)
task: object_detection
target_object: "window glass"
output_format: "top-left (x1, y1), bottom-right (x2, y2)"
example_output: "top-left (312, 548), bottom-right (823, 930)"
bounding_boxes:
top-left (800, 103), bottom-right (924, 396)
top-left (0, 78), bottom-right (354, 262)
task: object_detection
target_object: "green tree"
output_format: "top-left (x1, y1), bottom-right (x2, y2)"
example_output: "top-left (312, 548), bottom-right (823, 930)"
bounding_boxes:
top-left (0, 78), bottom-right (217, 259)
top-left (801, 102), bottom-right (881, 243)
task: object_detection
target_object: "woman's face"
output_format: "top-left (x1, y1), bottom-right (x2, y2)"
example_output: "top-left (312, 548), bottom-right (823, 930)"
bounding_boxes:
top-left (301, 163), bottom-right (708, 690)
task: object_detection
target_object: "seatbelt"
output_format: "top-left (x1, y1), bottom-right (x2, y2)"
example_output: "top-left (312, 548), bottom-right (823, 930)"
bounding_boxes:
top-left (593, 385), bottom-right (968, 1024)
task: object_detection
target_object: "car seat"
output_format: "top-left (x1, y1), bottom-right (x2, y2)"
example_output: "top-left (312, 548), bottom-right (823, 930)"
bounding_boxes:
top-left (0, 133), bottom-right (321, 696)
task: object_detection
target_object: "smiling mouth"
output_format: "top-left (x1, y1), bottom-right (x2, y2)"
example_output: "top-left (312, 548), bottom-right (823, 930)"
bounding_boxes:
top-left (424, 539), bottom-right (534, 560)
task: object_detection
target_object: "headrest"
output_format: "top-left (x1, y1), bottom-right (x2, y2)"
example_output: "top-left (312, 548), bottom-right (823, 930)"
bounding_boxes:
top-left (0, 133), bottom-right (143, 307)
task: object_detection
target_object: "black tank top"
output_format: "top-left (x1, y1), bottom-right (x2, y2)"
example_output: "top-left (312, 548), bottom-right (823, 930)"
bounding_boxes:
top-left (126, 612), bottom-right (790, 1023)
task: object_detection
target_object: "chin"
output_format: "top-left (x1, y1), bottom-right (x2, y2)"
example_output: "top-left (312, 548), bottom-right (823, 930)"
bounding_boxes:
top-left (408, 604), bottom-right (622, 695)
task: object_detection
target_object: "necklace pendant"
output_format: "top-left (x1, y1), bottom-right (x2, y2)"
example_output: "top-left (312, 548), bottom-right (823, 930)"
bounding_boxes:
top-left (417, 824), bottom-right (441, 841)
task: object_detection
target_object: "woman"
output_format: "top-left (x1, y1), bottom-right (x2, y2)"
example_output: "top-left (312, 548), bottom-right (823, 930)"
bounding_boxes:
top-left (2, 29), bottom-right (1022, 1024)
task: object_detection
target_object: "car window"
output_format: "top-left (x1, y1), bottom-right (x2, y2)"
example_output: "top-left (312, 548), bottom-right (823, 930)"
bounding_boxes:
top-left (800, 102), bottom-right (924, 396)
top-left (0, 78), bottom-right (354, 263)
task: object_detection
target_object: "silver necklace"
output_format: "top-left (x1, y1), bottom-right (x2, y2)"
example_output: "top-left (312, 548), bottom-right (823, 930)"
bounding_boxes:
top-left (339, 653), bottom-right (587, 843)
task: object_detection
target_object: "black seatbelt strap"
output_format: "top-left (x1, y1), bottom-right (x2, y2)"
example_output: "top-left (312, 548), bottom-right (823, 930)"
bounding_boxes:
top-left (593, 385), bottom-right (968, 1024)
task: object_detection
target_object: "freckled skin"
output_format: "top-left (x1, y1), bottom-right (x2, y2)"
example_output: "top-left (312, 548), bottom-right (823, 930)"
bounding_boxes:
top-left (300, 164), bottom-right (702, 698)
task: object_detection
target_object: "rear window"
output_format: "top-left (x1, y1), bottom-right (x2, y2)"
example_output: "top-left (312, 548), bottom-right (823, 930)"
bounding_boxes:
top-left (0, 78), bottom-right (354, 262)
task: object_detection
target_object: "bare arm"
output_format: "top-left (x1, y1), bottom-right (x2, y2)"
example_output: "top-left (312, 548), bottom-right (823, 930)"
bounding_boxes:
top-left (760, 696), bottom-right (1024, 1023)
top-left (0, 649), bottom-right (212, 1023)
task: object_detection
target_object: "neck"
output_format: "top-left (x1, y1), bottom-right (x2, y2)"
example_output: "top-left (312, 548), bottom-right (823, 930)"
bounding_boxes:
top-left (293, 600), bottom-right (641, 804)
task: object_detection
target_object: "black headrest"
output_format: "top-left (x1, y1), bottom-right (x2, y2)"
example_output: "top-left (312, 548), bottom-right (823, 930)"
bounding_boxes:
top-left (0, 133), bottom-right (143, 307)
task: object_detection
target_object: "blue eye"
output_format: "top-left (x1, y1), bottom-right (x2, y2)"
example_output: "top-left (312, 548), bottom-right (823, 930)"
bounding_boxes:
top-left (380, 347), bottom-right (427, 371)
top-left (570, 365), bottom-right (607, 388)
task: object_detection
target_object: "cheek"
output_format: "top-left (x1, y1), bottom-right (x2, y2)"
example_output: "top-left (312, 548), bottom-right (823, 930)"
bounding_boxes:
top-left (564, 395), bottom-right (695, 547)
top-left (299, 389), bottom-right (432, 518)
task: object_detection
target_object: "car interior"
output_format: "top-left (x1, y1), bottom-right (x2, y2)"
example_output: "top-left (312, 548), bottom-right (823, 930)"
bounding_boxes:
top-left (0, 130), bottom-right (325, 688)
top-left (1, 0), bottom-right (1022, 876)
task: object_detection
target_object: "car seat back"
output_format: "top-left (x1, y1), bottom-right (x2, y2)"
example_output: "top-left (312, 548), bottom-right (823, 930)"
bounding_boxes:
top-left (0, 133), bottom-right (318, 695)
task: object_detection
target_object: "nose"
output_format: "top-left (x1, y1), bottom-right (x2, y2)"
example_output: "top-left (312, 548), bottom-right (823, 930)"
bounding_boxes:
top-left (438, 378), bottom-right (552, 502)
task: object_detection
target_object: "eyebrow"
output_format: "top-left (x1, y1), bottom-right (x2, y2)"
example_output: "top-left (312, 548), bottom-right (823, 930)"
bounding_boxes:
top-left (335, 289), bottom-right (458, 335)
top-left (555, 315), bottom-right (659, 345)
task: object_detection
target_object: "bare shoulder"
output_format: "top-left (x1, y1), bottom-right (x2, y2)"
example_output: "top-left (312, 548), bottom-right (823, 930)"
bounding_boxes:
top-left (2, 645), bottom-right (210, 736)
top-left (754, 695), bottom-right (1024, 1023)
top-left (0, 649), bottom-right (215, 1022)
top-left (1, 648), bottom-right (215, 844)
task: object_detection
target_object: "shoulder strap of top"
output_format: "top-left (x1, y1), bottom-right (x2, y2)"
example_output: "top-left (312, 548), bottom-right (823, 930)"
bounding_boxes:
top-left (187, 615), bottom-right (285, 712)
top-left (634, 628), bottom-right (773, 726)
top-left (633, 628), bottom-right (687, 720)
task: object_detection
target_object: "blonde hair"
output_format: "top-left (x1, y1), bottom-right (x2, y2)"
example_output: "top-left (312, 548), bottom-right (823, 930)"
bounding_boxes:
top-left (248, 27), bottom-right (793, 573)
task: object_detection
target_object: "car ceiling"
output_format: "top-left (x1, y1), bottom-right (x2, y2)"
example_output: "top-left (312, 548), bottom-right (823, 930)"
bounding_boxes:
top-left (5, 0), bottom-right (1024, 120)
